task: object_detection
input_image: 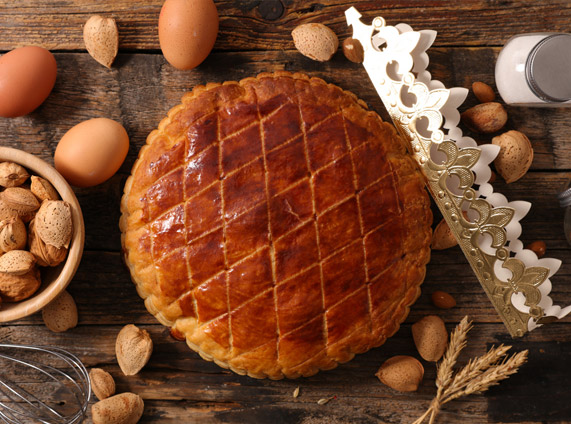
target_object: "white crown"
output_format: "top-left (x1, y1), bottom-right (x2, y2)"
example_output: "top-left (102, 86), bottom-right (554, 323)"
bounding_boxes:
top-left (345, 6), bottom-right (571, 336)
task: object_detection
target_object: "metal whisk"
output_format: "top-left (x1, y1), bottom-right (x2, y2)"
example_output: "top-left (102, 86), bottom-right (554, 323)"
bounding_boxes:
top-left (0, 343), bottom-right (91, 424)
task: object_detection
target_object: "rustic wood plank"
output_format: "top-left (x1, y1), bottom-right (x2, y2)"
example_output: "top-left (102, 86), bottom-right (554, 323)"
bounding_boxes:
top-left (0, 1), bottom-right (570, 51)
top-left (1, 50), bottom-right (570, 175)
top-left (1, 323), bottom-right (568, 423)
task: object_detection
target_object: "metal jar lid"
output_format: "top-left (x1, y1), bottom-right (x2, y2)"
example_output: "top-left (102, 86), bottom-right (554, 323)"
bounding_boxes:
top-left (525, 34), bottom-right (571, 103)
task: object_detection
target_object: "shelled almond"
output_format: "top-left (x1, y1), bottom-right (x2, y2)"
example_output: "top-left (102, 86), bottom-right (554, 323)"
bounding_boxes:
top-left (0, 162), bottom-right (73, 308)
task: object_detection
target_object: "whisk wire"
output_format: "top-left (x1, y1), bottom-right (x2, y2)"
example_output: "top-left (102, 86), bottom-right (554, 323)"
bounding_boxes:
top-left (0, 344), bottom-right (90, 424)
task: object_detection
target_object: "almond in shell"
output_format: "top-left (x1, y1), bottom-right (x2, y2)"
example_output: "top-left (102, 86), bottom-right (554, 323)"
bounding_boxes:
top-left (0, 217), bottom-right (27, 253)
top-left (0, 198), bottom-right (17, 222)
top-left (376, 355), bottom-right (424, 392)
top-left (0, 266), bottom-right (40, 302)
top-left (34, 200), bottom-right (73, 249)
top-left (92, 392), bottom-right (144, 424)
top-left (42, 290), bottom-right (78, 333)
top-left (116, 324), bottom-right (153, 376)
top-left (1, 187), bottom-right (40, 222)
top-left (412, 315), bottom-right (448, 362)
top-left (0, 162), bottom-right (29, 188)
top-left (30, 176), bottom-right (60, 201)
top-left (29, 219), bottom-right (68, 267)
top-left (83, 15), bottom-right (119, 68)
top-left (90, 368), bottom-right (116, 401)
top-left (0, 250), bottom-right (36, 275)
top-left (461, 102), bottom-right (507, 134)
top-left (292, 23), bottom-right (338, 62)
top-left (492, 130), bottom-right (533, 184)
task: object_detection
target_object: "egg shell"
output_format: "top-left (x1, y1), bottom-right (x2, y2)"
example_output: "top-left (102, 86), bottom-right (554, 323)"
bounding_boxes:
top-left (55, 118), bottom-right (129, 187)
top-left (159, 0), bottom-right (219, 70)
top-left (0, 46), bottom-right (57, 118)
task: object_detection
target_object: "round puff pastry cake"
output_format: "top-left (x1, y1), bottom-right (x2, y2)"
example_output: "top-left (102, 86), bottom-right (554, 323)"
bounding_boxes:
top-left (120, 72), bottom-right (432, 379)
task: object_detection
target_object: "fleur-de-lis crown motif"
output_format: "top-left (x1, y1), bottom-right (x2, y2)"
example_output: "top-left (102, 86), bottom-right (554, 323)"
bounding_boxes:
top-left (345, 7), bottom-right (571, 337)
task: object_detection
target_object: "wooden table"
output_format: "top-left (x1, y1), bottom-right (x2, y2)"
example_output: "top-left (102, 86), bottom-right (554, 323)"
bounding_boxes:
top-left (1, 1), bottom-right (570, 423)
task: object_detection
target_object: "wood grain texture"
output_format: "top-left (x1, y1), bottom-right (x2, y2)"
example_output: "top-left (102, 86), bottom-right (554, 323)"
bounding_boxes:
top-left (0, 1), bottom-right (570, 51)
top-left (1, 1), bottom-right (570, 422)
top-left (0, 50), bottom-right (571, 172)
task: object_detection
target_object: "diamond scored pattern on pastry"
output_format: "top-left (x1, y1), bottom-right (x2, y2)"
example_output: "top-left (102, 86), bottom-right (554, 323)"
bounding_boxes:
top-left (121, 73), bottom-right (431, 379)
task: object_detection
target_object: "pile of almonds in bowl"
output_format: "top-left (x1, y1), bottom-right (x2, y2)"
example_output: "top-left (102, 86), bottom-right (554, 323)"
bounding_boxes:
top-left (0, 161), bottom-right (73, 309)
top-left (0, 146), bottom-right (85, 324)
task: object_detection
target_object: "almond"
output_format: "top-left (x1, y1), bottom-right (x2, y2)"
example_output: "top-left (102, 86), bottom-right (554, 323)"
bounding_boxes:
top-left (432, 218), bottom-right (458, 250)
top-left (30, 176), bottom-right (60, 202)
top-left (83, 15), bottom-right (119, 68)
top-left (0, 266), bottom-right (40, 302)
top-left (34, 200), bottom-right (73, 249)
top-left (1, 187), bottom-right (40, 222)
top-left (92, 392), bottom-right (144, 424)
top-left (376, 355), bottom-right (424, 392)
top-left (116, 324), bottom-right (153, 376)
top-left (525, 240), bottom-right (546, 258)
top-left (0, 198), bottom-right (17, 222)
top-left (0, 217), bottom-right (27, 253)
top-left (431, 291), bottom-right (456, 309)
top-left (412, 315), bottom-right (448, 362)
top-left (42, 290), bottom-right (78, 333)
top-left (492, 130), bottom-right (533, 184)
top-left (461, 102), bottom-right (507, 134)
top-left (29, 219), bottom-right (68, 267)
top-left (0, 250), bottom-right (36, 275)
top-left (0, 162), bottom-right (29, 188)
top-left (90, 368), bottom-right (116, 401)
top-left (342, 38), bottom-right (364, 63)
top-left (292, 23), bottom-right (338, 62)
top-left (472, 81), bottom-right (496, 103)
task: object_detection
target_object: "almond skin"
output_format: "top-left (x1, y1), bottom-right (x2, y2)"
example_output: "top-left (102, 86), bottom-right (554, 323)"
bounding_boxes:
top-left (116, 324), bottom-right (153, 376)
top-left (29, 218), bottom-right (68, 267)
top-left (342, 38), bottom-right (364, 63)
top-left (0, 266), bottom-right (40, 302)
top-left (90, 368), bottom-right (116, 401)
top-left (30, 176), bottom-right (60, 202)
top-left (1, 187), bottom-right (40, 222)
top-left (42, 290), bottom-right (78, 333)
top-left (0, 250), bottom-right (36, 275)
top-left (92, 392), bottom-right (144, 424)
top-left (376, 355), bottom-right (424, 392)
top-left (412, 315), bottom-right (448, 362)
top-left (0, 162), bottom-right (29, 188)
top-left (0, 216), bottom-right (27, 253)
top-left (472, 81), bottom-right (496, 103)
top-left (461, 102), bottom-right (507, 134)
top-left (292, 23), bottom-right (338, 62)
top-left (432, 218), bottom-right (458, 250)
top-left (526, 240), bottom-right (546, 258)
top-left (83, 15), bottom-right (119, 68)
top-left (34, 200), bottom-right (73, 249)
top-left (492, 130), bottom-right (533, 184)
top-left (431, 291), bottom-right (456, 309)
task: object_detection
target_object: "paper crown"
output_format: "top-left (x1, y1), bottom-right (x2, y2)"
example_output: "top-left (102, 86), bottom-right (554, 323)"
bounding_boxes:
top-left (345, 7), bottom-right (571, 337)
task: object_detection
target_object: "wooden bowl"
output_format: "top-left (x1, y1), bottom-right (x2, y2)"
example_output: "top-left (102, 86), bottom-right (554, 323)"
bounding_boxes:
top-left (0, 147), bottom-right (84, 322)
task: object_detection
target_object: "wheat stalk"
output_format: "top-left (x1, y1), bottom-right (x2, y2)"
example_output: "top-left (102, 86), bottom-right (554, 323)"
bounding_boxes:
top-left (412, 316), bottom-right (528, 424)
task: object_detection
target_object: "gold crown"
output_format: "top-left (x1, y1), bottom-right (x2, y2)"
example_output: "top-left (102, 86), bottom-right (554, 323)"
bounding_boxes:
top-left (345, 7), bottom-right (571, 337)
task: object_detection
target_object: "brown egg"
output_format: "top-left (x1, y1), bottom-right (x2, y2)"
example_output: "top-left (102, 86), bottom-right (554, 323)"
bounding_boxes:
top-left (0, 46), bottom-right (57, 118)
top-left (158, 0), bottom-right (219, 70)
top-left (54, 118), bottom-right (129, 187)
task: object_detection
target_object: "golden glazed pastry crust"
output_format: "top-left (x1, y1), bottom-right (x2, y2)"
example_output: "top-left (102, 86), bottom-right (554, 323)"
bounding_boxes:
top-left (120, 72), bottom-right (432, 379)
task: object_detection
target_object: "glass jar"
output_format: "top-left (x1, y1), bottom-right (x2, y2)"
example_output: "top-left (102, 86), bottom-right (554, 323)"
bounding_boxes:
top-left (558, 186), bottom-right (571, 245)
top-left (495, 33), bottom-right (571, 106)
